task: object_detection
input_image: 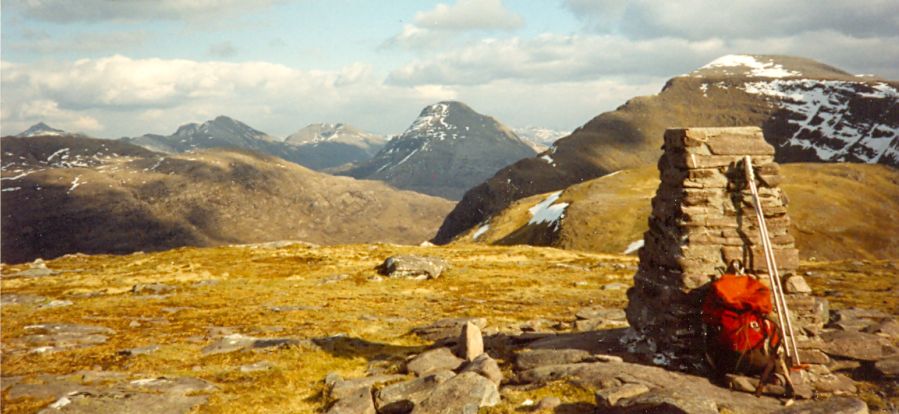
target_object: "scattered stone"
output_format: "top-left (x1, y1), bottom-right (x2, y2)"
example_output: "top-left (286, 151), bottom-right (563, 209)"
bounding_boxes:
top-left (820, 330), bottom-right (896, 361)
top-left (8, 259), bottom-right (59, 278)
top-left (192, 279), bottom-right (219, 287)
top-left (331, 375), bottom-right (405, 401)
top-left (864, 319), bottom-right (899, 339)
top-left (240, 361), bottom-right (274, 373)
top-left (459, 354), bottom-right (502, 385)
top-left (459, 322), bottom-right (483, 361)
top-left (368, 276), bottom-right (384, 282)
top-left (406, 348), bottom-right (465, 376)
top-left (380, 255), bottom-right (448, 280)
top-left (602, 282), bottom-right (629, 290)
top-left (772, 397), bottom-right (868, 414)
top-left (784, 276), bottom-right (812, 294)
top-left (798, 349), bottom-right (831, 365)
top-left (268, 305), bottom-right (321, 313)
top-left (519, 318), bottom-right (556, 332)
top-left (874, 355), bottom-right (899, 378)
top-left (39, 300), bottom-right (73, 309)
top-left (616, 388), bottom-right (718, 414)
top-left (318, 274), bottom-right (349, 285)
top-left (411, 372), bottom-right (499, 414)
top-left (131, 283), bottom-right (174, 295)
top-left (575, 306), bottom-right (626, 321)
top-left (118, 345), bottom-right (160, 357)
top-left (1, 293), bottom-right (48, 306)
top-left (200, 333), bottom-right (301, 356)
top-left (21, 323), bottom-right (114, 353)
top-left (827, 359), bottom-right (862, 372)
top-left (534, 396), bottom-right (562, 411)
top-left (515, 349), bottom-right (592, 371)
top-left (810, 373), bottom-right (857, 394)
top-left (375, 371), bottom-right (455, 414)
top-left (411, 318), bottom-right (488, 341)
top-left (725, 374), bottom-right (756, 393)
top-left (596, 383), bottom-right (650, 408)
top-left (327, 386), bottom-right (376, 414)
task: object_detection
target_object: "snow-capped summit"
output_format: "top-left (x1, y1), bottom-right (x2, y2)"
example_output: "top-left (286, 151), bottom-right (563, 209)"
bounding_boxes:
top-left (282, 123), bottom-right (386, 170)
top-left (697, 54), bottom-right (801, 78)
top-left (172, 115), bottom-right (273, 144)
top-left (16, 122), bottom-right (68, 137)
top-left (513, 126), bottom-right (569, 152)
top-left (343, 101), bottom-right (536, 199)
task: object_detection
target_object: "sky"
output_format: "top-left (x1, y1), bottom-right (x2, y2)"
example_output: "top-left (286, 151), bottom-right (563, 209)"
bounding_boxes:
top-left (2, 0), bottom-right (898, 138)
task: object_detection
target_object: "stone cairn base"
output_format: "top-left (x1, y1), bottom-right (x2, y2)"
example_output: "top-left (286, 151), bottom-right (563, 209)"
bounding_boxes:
top-left (625, 127), bottom-right (829, 368)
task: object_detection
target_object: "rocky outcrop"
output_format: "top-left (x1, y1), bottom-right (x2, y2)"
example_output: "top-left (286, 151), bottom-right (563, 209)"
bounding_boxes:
top-left (379, 256), bottom-right (448, 280)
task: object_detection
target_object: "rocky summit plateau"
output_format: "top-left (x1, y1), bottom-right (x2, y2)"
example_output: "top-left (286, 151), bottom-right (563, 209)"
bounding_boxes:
top-left (343, 101), bottom-right (537, 200)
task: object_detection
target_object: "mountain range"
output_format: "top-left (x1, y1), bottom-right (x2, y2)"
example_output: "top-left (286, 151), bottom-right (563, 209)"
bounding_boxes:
top-left (0, 135), bottom-right (454, 263)
top-left (434, 55), bottom-right (899, 243)
top-left (283, 123), bottom-right (386, 170)
top-left (342, 101), bottom-right (537, 200)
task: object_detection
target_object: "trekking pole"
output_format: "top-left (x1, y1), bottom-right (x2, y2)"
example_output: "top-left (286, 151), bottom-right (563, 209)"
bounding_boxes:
top-left (743, 156), bottom-right (802, 367)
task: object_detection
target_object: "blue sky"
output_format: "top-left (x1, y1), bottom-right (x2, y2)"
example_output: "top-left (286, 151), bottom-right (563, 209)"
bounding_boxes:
top-left (2, 0), bottom-right (897, 138)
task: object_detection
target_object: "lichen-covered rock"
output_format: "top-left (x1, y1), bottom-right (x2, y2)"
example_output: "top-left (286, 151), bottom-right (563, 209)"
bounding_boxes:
top-left (406, 348), bottom-right (464, 376)
top-left (459, 354), bottom-right (502, 385)
top-left (375, 371), bottom-right (454, 414)
top-left (411, 372), bottom-right (499, 414)
top-left (380, 255), bottom-right (448, 279)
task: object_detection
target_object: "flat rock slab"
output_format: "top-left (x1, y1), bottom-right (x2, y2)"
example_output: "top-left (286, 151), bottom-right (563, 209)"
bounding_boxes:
top-left (201, 334), bottom-right (302, 356)
top-left (820, 330), bottom-right (897, 361)
top-left (131, 283), bottom-right (174, 295)
top-left (772, 397), bottom-right (869, 414)
top-left (617, 388), bottom-right (719, 414)
top-left (376, 371), bottom-right (455, 414)
top-left (380, 255), bottom-right (448, 279)
top-left (575, 306), bottom-right (626, 321)
top-left (517, 361), bottom-right (784, 413)
top-left (411, 318), bottom-right (488, 342)
top-left (406, 348), bottom-right (465, 376)
top-left (515, 349), bottom-right (593, 371)
top-left (875, 355), bottom-right (899, 378)
top-left (331, 374), bottom-right (406, 400)
top-left (411, 372), bottom-right (499, 414)
top-left (38, 377), bottom-right (215, 414)
top-left (1, 293), bottom-right (48, 306)
top-left (20, 323), bottom-right (114, 353)
top-left (326, 386), bottom-right (376, 414)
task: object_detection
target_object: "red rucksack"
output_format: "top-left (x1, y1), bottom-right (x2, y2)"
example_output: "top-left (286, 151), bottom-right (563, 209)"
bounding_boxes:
top-left (702, 274), bottom-right (781, 374)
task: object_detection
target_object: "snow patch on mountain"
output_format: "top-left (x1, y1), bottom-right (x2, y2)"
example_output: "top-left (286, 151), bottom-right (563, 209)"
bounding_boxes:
top-left (472, 223), bottom-right (490, 240)
top-left (406, 103), bottom-right (458, 141)
top-left (528, 191), bottom-right (568, 230)
top-left (740, 79), bottom-right (899, 162)
top-left (699, 55), bottom-right (801, 78)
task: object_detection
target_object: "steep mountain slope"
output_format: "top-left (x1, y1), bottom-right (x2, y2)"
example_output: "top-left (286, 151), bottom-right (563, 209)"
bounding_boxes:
top-left (283, 123), bottom-right (385, 170)
top-left (1, 136), bottom-right (454, 264)
top-left (453, 163), bottom-right (899, 260)
top-left (435, 55), bottom-right (899, 243)
top-left (343, 101), bottom-right (537, 200)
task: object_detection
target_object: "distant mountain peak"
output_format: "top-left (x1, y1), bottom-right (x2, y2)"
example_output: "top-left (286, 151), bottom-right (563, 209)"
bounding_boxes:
top-left (16, 122), bottom-right (67, 137)
top-left (690, 54), bottom-right (853, 80)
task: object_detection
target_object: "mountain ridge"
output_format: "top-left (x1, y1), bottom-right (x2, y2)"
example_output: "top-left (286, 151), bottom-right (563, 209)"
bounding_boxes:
top-left (434, 54), bottom-right (899, 243)
top-left (342, 101), bottom-right (537, 200)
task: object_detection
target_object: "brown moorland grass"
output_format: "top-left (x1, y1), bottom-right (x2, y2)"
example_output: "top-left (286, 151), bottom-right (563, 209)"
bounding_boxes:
top-left (1, 244), bottom-right (895, 413)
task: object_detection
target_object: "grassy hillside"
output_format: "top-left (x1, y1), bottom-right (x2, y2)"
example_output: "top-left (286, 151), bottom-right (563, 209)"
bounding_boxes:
top-left (454, 163), bottom-right (899, 260)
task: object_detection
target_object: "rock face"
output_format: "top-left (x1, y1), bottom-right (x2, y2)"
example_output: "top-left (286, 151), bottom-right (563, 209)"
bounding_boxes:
top-left (410, 372), bottom-right (500, 414)
top-left (434, 55), bottom-right (899, 244)
top-left (380, 256), bottom-right (448, 280)
top-left (343, 101), bottom-right (536, 200)
top-left (625, 127), bottom-right (824, 362)
top-left (284, 123), bottom-right (386, 171)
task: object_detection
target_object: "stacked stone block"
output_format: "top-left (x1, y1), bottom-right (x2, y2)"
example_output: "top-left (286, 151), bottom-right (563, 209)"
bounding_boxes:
top-left (625, 127), bottom-right (827, 363)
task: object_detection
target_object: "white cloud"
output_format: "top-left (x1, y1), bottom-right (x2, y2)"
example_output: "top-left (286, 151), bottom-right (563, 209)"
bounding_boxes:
top-left (13, 0), bottom-right (278, 22)
top-left (414, 0), bottom-right (522, 31)
top-left (387, 0), bottom-right (523, 49)
top-left (563, 0), bottom-right (899, 40)
top-left (388, 32), bottom-right (899, 86)
top-left (0, 56), bottom-right (464, 137)
top-left (8, 29), bottom-right (148, 54)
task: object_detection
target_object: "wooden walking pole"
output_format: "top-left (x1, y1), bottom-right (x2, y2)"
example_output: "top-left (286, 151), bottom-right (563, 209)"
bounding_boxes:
top-left (743, 156), bottom-right (802, 367)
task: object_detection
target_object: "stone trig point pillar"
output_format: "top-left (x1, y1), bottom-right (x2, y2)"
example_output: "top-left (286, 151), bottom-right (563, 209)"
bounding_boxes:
top-left (626, 127), bottom-right (827, 366)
